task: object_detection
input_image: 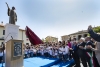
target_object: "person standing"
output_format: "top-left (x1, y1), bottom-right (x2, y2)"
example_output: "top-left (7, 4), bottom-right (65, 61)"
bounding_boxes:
top-left (89, 41), bottom-right (100, 66)
top-left (67, 40), bottom-right (72, 59)
top-left (71, 41), bottom-right (80, 67)
top-left (85, 37), bottom-right (98, 67)
top-left (77, 38), bottom-right (87, 67)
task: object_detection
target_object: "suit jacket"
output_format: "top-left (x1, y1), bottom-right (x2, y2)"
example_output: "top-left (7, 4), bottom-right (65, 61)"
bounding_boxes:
top-left (72, 45), bottom-right (79, 58)
top-left (77, 42), bottom-right (86, 57)
top-left (88, 29), bottom-right (100, 42)
top-left (85, 41), bottom-right (94, 52)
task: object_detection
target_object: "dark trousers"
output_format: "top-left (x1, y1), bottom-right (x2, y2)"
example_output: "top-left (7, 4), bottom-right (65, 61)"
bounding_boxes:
top-left (37, 53), bottom-right (41, 56)
top-left (59, 53), bottom-right (63, 60)
top-left (30, 52), bottom-right (33, 57)
top-left (0, 56), bottom-right (2, 63)
top-left (25, 54), bottom-right (27, 58)
top-left (93, 52), bottom-right (100, 67)
top-left (33, 53), bottom-right (36, 57)
top-left (69, 50), bottom-right (72, 59)
top-left (72, 52), bottom-right (80, 67)
top-left (63, 54), bottom-right (68, 61)
top-left (80, 56), bottom-right (87, 67)
top-left (44, 52), bottom-right (48, 57)
top-left (49, 55), bottom-right (52, 58)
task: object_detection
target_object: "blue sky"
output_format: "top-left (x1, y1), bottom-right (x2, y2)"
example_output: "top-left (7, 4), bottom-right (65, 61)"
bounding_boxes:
top-left (0, 0), bottom-right (100, 40)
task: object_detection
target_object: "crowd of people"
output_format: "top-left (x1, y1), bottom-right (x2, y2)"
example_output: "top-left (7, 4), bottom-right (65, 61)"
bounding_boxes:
top-left (23, 25), bottom-right (100, 67)
top-left (0, 25), bottom-right (100, 67)
top-left (23, 36), bottom-right (100, 67)
top-left (23, 41), bottom-right (70, 62)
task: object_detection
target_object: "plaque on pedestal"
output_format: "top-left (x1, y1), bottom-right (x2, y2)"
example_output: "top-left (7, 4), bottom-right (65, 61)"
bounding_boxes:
top-left (5, 39), bottom-right (23, 67)
top-left (4, 23), bottom-right (19, 42)
top-left (13, 42), bottom-right (22, 57)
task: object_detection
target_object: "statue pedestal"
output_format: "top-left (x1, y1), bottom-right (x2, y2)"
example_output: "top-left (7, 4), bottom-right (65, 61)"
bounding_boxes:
top-left (4, 23), bottom-right (19, 42)
top-left (5, 39), bottom-right (23, 67)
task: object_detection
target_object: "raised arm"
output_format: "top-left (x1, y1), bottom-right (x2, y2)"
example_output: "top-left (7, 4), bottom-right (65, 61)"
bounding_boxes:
top-left (88, 25), bottom-right (100, 42)
top-left (5, 2), bottom-right (10, 16)
top-left (6, 2), bottom-right (9, 8)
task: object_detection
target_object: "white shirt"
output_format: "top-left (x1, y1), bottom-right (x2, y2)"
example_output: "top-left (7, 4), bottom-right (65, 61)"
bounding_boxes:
top-left (49, 49), bottom-right (52, 55)
top-left (65, 46), bottom-right (69, 54)
top-left (40, 49), bottom-right (44, 55)
top-left (33, 49), bottom-right (37, 53)
top-left (59, 47), bottom-right (63, 54)
top-left (62, 48), bottom-right (66, 55)
top-left (24, 49), bottom-right (28, 54)
top-left (55, 49), bottom-right (58, 55)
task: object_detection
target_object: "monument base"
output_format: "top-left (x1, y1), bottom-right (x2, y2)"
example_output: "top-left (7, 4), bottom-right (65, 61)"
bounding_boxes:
top-left (5, 39), bottom-right (23, 67)
top-left (4, 23), bottom-right (19, 42)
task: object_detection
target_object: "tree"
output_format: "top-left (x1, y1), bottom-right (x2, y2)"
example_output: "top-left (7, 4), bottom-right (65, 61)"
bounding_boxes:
top-left (93, 26), bottom-right (100, 33)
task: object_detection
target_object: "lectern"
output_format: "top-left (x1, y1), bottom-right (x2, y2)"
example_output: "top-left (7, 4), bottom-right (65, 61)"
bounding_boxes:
top-left (5, 39), bottom-right (23, 67)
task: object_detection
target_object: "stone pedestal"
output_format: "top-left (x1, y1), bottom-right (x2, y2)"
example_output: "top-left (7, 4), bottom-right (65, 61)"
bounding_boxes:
top-left (4, 23), bottom-right (19, 42)
top-left (5, 39), bottom-right (23, 67)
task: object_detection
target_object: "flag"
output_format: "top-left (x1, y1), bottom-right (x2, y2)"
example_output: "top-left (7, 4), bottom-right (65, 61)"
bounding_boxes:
top-left (25, 26), bottom-right (44, 45)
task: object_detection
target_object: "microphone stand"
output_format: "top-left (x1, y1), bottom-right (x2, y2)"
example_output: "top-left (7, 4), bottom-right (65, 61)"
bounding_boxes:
top-left (1, 34), bottom-right (13, 67)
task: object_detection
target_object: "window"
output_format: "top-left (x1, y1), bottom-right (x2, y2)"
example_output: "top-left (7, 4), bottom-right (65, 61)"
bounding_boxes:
top-left (1, 42), bottom-right (3, 46)
top-left (3, 30), bottom-right (5, 35)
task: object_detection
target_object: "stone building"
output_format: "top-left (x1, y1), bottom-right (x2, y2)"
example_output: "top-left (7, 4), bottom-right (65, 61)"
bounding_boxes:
top-left (45, 36), bottom-right (58, 43)
top-left (61, 30), bottom-right (88, 41)
top-left (61, 35), bottom-right (69, 41)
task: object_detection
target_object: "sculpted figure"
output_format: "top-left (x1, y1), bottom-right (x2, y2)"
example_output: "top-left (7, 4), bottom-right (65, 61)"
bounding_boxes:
top-left (6, 2), bottom-right (17, 25)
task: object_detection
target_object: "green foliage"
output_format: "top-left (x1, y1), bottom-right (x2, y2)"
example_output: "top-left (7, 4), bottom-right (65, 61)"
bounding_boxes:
top-left (88, 26), bottom-right (100, 36)
top-left (93, 26), bottom-right (100, 33)
top-left (87, 33), bottom-right (90, 36)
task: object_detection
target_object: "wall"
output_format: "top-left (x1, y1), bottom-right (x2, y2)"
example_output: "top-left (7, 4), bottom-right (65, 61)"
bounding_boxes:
top-left (0, 25), bottom-right (31, 45)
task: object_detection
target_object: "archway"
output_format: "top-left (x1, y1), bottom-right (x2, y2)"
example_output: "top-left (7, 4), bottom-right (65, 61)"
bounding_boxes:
top-left (78, 35), bottom-right (82, 40)
top-left (84, 34), bottom-right (88, 38)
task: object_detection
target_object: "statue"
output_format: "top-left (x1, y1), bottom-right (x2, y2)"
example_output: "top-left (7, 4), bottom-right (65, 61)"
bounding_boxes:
top-left (6, 2), bottom-right (17, 25)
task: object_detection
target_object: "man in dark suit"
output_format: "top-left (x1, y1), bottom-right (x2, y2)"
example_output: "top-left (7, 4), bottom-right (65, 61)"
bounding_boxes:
top-left (88, 25), bottom-right (100, 67)
top-left (85, 37), bottom-right (98, 67)
top-left (88, 25), bottom-right (100, 42)
top-left (71, 41), bottom-right (80, 67)
top-left (77, 38), bottom-right (87, 67)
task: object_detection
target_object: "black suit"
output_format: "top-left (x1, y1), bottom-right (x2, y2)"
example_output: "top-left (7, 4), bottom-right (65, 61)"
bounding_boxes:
top-left (72, 45), bottom-right (80, 67)
top-left (77, 42), bottom-right (87, 67)
top-left (85, 41), bottom-right (94, 52)
top-left (88, 29), bottom-right (100, 42)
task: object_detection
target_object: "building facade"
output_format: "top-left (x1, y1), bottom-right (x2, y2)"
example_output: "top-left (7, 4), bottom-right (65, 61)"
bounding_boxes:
top-left (45, 36), bottom-right (58, 43)
top-left (61, 35), bottom-right (69, 41)
top-left (61, 30), bottom-right (88, 41)
top-left (0, 24), bottom-right (31, 46)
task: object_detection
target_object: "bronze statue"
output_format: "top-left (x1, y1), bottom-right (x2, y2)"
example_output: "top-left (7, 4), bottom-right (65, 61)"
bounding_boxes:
top-left (6, 2), bottom-right (17, 25)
